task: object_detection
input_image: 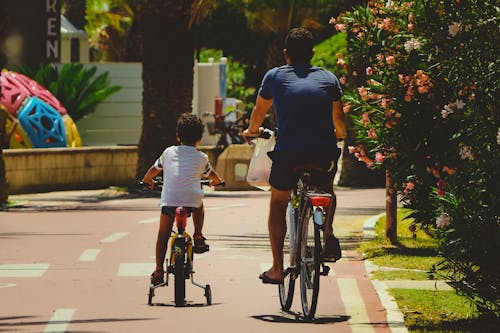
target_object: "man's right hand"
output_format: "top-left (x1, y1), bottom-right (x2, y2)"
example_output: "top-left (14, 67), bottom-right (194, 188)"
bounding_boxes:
top-left (242, 127), bottom-right (264, 144)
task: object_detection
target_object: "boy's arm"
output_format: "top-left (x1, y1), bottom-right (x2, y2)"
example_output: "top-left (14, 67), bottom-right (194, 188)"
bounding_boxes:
top-left (142, 165), bottom-right (161, 189)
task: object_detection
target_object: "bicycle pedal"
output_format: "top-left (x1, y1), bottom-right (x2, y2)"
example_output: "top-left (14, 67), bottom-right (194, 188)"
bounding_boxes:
top-left (321, 264), bottom-right (330, 276)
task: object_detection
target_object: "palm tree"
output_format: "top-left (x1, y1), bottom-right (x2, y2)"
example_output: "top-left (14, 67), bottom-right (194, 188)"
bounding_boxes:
top-left (136, 0), bottom-right (214, 178)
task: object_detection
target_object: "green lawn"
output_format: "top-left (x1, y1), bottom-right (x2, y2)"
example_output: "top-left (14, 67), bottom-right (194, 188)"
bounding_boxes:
top-left (363, 210), bottom-right (495, 332)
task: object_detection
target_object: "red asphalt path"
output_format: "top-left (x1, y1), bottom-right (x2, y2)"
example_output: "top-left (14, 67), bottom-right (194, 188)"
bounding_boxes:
top-left (0, 187), bottom-right (391, 333)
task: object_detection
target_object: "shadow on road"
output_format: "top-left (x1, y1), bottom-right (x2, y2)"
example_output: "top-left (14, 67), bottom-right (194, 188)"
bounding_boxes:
top-left (0, 316), bottom-right (154, 330)
top-left (251, 313), bottom-right (350, 324)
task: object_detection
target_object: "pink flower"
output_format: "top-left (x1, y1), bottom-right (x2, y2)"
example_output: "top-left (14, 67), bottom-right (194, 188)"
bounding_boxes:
top-left (368, 128), bottom-right (377, 139)
top-left (376, 54), bottom-right (384, 61)
top-left (386, 55), bottom-right (396, 65)
top-left (436, 213), bottom-right (451, 228)
top-left (375, 152), bottom-right (385, 163)
top-left (337, 58), bottom-right (346, 66)
top-left (343, 104), bottom-right (350, 114)
top-left (348, 146), bottom-right (357, 154)
top-left (329, 17), bottom-right (336, 25)
top-left (361, 112), bottom-right (370, 126)
top-left (436, 179), bottom-right (446, 196)
top-left (340, 76), bottom-right (347, 85)
top-left (381, 98), bottom-right (391, 108)
top-left (405, 182), bottom-right (415, 190)
top-left (408, 23), bottom-right (414, 31)
top-left (365, 67), bottom-right (373, 75)
top-left (335, 23), bottom-right (346, 32)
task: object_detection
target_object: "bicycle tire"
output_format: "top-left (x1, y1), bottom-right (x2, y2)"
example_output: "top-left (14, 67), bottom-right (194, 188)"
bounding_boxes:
top-left (173, 240), bottom-right (186, 307)
top-left (299, 200), bottom-right (321, 320)
top-left (279, 201), bottom-right (297, 310)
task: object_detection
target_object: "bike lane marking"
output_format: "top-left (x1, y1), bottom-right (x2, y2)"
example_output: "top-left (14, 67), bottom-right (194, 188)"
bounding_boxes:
top-left (78, 249), bottom-right (101, 262)
top-left (337, 277), bottom-right (376, 333)
top-left (0, 263), bottom-right (50, 277)
top-left (138, 217), bottom-right (159, 224)
top-left (43, 308), bottom-right (76, 333)
top-left (117, 263), bottom-right (155, 277)
top-left (100, 232), bottom-right (130, 243)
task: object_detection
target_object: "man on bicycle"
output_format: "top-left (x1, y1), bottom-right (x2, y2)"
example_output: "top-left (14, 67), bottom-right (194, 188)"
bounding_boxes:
top-left (243, 27), bottom-right (347, 284)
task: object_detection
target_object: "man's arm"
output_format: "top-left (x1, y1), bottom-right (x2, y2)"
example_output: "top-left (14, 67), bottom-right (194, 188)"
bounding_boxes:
top-left (242, 95), bottom-right (273, 141)
top-left (332, 100), bottom-right (347, 140)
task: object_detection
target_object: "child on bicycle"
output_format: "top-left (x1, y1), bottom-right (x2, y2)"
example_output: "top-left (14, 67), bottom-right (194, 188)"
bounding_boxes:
top-left (142, 113), bottom-right (223, 285)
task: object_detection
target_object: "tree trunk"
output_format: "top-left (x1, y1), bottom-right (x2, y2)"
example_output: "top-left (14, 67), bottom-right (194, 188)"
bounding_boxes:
top-left (385, 169), bottom-right (398, 244)
top-left (136, 0), bottom-right (195, 179)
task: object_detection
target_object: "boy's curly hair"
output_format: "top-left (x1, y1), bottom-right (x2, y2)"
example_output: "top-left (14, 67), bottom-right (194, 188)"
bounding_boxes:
top-left (176, 113), bottom-right (205, 145)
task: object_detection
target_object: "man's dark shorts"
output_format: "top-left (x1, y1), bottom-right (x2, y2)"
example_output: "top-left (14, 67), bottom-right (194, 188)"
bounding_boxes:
top-left (267, 149), bottom-right (341, 191)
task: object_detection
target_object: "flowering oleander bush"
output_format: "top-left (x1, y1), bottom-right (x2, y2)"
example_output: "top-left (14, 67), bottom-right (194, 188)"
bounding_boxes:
top-left (333, 0), bottom-right (499, 317)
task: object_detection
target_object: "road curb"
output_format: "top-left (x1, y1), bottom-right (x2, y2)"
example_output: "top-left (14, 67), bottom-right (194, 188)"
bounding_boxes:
top-left (362, 213), bottom-right (409, 333)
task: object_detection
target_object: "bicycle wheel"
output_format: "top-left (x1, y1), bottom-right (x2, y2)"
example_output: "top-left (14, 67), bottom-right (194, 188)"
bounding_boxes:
top-left (173, 240), bottom-right (186, 307)
top-left (279, 201), bottom-right (297, 310)
top-left (299, 200), bottom-right (321, 320)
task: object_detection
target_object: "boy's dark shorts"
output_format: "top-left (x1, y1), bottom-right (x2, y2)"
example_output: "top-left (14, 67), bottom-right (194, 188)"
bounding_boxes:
top-left (161, 206), bottom-right (199, 218)
top-left (267, 149), bottom-right (341, 191)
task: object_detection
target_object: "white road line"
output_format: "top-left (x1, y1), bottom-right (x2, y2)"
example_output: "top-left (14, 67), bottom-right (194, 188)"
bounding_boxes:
top-left (337, 278), bottom-right (375, 333)
top-left (43, 308), bottom-right (76, 333)
top-left (138, 217), bottom-right (159, 224)
top-left (0, 264), bottom-right (50, 277)
top-left (78, 249), bottom-right (101, 262)
top-left (260, 263), bottom-right (272, 272)
top-left (117, 263), bottom-right (155, 277)
top-left (0, 283), bottom-right (16, 288)
top-left (205, 204), bottom-right (246, 211)
top-left (100, 232), bottom-right (129, 243)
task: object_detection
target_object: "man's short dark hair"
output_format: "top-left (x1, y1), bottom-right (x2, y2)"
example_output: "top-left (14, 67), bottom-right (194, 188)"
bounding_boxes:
top-left (285, 28), bottom-right (314, 63)
top-left (176, 113), bottom-right (205, 145)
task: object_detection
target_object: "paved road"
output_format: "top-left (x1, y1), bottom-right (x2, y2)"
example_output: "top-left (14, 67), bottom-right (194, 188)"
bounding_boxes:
top-left (1, 187), bottom-right (388, 333)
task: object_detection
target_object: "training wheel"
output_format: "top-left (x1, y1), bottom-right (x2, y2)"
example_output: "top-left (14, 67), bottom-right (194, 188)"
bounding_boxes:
top-left (148, 287), bottom-right (154, 305)
top-left (204, 284), bottom-right (212, 305)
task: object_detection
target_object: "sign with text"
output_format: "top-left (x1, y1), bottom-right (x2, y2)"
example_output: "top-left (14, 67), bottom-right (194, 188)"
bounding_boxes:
top-left (1, 0), bottom-right (61, 69)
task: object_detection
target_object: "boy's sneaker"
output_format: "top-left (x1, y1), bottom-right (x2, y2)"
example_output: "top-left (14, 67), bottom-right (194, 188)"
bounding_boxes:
top-left (323, 235), bottom-right (342, 262)
top-left (150, 269), bottom-right (164, 286)
top-left (193, 235), bottom-right (209, 254)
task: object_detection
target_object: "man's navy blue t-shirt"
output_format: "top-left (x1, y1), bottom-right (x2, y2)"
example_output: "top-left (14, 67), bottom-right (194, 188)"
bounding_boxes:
top-left (258, 64), bottom-right (343, 155)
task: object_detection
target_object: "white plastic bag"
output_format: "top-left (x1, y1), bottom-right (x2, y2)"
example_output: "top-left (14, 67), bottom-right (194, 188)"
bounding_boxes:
top-left (246, 130), bottom-right (275, 190)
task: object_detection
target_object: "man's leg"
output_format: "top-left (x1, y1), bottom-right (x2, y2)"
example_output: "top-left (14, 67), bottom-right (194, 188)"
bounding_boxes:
top-left (263, 187), bottom-right (291, 281)
top-left (323, 183), bottom-right (342, 261)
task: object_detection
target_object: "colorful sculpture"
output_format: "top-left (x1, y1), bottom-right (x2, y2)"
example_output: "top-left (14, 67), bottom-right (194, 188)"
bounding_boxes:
top-left (0, 69), bottom-right (81, 148)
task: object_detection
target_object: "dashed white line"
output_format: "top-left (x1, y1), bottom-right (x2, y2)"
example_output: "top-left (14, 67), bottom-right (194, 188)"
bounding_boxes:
top-left (100, 232), bottom-right (129, 243)
top-left (78, 249), bottom-right (101, 262)
top-left (0, 283), bottom-right (16, 288)
top-left (138, 217), bottom-right (159, 224)
top-left (0, 264), bottom-right (50, 277)
top-left (43, 308), bottom-right (76, 333)
top-left (205, 204), bottom-right (246, 211)
top-left (117, 263), bottom-right (155, 277)
top-left (337, 278), bottom-right (375, 333)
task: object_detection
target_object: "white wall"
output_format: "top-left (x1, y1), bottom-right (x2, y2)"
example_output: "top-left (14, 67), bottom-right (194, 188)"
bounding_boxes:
top-left (76, 62), bottom-right (143, 146)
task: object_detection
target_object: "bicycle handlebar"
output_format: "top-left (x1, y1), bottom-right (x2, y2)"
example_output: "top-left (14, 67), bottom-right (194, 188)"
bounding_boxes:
top-left (139, 178), bottom-right (225, 191)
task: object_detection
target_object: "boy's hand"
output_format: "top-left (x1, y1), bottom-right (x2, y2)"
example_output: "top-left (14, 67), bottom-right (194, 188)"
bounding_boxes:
top-left (142, 178), bottom-right (155, 190)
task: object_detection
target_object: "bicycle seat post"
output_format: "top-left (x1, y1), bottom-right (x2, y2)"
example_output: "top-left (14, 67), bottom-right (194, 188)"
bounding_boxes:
top-left (175, 207), bottom-right (188, 234)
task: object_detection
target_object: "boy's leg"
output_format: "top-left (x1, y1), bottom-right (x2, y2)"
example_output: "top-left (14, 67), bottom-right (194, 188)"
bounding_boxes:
top-left (155, 212), bottom-right (174, 271)
top-left (192, 204), bottom-right (209, 253)
top-left (192, 203), bottom-right (204, 237)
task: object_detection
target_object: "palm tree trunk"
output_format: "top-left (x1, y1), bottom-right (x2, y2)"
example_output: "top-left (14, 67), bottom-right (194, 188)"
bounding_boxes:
top-left (136, 0), bottom-right (196, 178)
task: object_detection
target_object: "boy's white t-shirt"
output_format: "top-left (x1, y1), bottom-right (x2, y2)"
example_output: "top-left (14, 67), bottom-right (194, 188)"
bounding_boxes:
top-left (154, 145), bottom-right (212, 208)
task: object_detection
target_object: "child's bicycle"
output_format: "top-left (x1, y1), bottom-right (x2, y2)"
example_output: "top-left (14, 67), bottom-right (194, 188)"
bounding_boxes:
top-left (140, 179), bottom-right (223, 307)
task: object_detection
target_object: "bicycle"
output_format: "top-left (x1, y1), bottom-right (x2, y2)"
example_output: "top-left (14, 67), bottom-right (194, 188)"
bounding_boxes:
top-left (278, 166), bottom-right (334, 320)
top-left (141, 179), bottom-right (223, 307)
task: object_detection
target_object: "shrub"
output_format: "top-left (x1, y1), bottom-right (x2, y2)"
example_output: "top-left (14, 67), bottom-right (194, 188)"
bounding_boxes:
top-left (334, 0), bottom-right (499, 317)
top-left (20, 63), bottom-right (121, 121)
